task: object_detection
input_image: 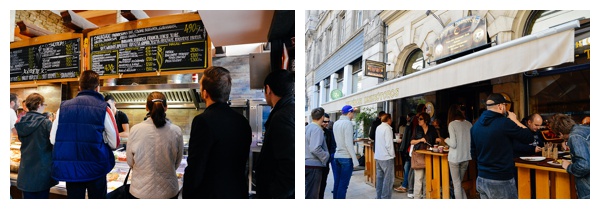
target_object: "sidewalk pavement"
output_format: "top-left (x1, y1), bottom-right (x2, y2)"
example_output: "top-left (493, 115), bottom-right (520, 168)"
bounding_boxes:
top-left (322, 167), bottom-right (411, 199)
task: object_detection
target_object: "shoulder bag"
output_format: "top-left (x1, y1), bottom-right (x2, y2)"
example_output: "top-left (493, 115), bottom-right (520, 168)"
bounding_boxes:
top-left (107, 168), bottom-right (134, 199)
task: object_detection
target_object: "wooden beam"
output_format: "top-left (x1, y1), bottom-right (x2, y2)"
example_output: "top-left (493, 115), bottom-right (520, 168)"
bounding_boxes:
top-left (76, 10), bottom-right (117, 19)
top-left (120, 10), bottom-right (149, 21)
top-left (16, 20), bottom-right (53, 37)
top-left (61, 10), bottom-right (98, 32)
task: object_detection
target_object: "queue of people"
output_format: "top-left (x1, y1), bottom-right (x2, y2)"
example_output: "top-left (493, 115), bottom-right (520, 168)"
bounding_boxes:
top-left (307, 92), bottom-right (589, 199)
top-left (10, 67), bottom-right (296, 199)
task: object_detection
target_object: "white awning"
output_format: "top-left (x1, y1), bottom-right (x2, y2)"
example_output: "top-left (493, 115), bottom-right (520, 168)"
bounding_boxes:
top-left (322, 20), bottom-right (578, 113)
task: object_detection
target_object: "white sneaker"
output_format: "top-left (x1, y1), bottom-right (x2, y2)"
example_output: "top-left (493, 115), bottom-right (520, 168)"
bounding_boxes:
top-left (407, 193), bottom-right (414, 198)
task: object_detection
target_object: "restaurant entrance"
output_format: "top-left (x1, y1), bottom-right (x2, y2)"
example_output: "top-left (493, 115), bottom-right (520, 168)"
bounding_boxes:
top-left (437, 81), bottom-right (492, 124)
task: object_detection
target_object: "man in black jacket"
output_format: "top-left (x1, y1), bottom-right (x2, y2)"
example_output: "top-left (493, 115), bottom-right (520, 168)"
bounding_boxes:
top-left (318, 113), bottom-right (335, 199)
top-left (255, 70), bottom-right (295, 199)
top-left (471, 93), bottom-right (531, 199)
top-left (368, 111), bottom-right (386, 151)
top-left (182, 66), bottom-right (252, 198)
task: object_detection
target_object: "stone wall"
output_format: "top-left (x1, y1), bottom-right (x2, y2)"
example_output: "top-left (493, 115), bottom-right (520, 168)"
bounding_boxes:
top-left (14, 10), bottom-right (72, 41)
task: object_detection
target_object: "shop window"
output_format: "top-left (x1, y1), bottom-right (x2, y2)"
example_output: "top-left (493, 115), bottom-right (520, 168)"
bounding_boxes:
top-left (528, 69), bottom-right (590, 122)
top-left (403, 49), bottom-right (425, 76)
top-left (524, 10), bottom-right (590, 36)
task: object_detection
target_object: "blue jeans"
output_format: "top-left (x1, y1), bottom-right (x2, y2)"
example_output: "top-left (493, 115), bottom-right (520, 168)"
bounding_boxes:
top-left (476, 176), bottom-right (517, 199)
top-left (376, 159), bottom-right (394, 199)
top-left (66, 176), bottom-right (107, 199)
top-left (401, 158), bottom-right (411, 188)
top-left (305, 167), bottom-right (323, 199)
top-left (332, 158), bottom-right (353, 199)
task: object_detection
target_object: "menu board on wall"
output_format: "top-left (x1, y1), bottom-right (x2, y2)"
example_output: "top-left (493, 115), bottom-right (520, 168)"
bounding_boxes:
top-left (433, 16), bottom-right (487, 61)
top-left (10, 38), bottom-right (81, 82)
top-left (90, 20), bottom-right (207, 75)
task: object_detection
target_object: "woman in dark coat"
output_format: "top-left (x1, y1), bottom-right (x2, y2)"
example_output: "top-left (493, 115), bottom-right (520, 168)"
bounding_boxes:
top-left (15, 93), bottom-right (57, 198)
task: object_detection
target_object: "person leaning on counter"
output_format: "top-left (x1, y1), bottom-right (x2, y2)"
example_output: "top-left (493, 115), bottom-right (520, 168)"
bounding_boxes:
top-left (548, 114), bottom-right (590, 199)
top-left (49, 70), bottom-right (120, 199)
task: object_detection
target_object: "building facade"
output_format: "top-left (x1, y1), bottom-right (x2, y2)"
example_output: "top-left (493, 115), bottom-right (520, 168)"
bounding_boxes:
top-left (307, 10), bottom-right (590, 133)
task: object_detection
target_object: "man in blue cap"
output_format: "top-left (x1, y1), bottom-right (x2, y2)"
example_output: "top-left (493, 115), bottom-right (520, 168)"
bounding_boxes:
top-left (332, 105), bottom-right (358, 199)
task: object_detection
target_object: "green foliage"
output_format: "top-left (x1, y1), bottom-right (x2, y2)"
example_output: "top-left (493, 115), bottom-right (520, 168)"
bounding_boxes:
top-left (354, 107), bottom-right (377, 138)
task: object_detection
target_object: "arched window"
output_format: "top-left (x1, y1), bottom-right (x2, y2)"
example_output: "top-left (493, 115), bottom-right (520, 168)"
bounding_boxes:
top-left (403, 49), bottom-right (425, 76)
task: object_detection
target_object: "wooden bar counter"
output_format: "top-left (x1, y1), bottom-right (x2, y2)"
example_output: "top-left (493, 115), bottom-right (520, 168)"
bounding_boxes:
top-left (415, 150), bottom-right (450, 199)
top-left (515, 157), bottom-right (577, 199)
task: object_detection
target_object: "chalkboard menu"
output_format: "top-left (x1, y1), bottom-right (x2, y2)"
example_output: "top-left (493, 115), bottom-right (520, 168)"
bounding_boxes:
top-left (10, 38), bottom-right (81, 82)
top-left (90, 20), bottom-right (207, 75)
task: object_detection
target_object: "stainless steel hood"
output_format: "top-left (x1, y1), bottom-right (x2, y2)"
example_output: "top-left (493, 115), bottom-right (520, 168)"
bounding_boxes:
top-left (100, 83), bottom-right (203, 110)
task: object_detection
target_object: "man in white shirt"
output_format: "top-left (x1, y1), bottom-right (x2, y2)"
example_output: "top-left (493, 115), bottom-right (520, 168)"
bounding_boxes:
top-left (374, 113), bottom-right (395, 199)
top-left (332, 105), bottom-right (358, 199)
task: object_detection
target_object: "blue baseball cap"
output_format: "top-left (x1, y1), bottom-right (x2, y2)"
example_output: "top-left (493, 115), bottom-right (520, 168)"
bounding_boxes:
top-left (341, 105), bottom-right (354, 114)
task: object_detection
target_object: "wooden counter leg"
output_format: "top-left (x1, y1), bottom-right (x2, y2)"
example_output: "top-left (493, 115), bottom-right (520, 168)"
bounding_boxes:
top-left (432, 156), bottom-right (441, 199)
top-left (535, 170), bottom-right (550, 199)
top-left (425, 154), bottom-right (432, 199)
top-left (517, 167), bottom-right (531, 199)
top-left (554, 172), bottom-right (571, 199)
top-left (441, 155), bottom-right (450, 199)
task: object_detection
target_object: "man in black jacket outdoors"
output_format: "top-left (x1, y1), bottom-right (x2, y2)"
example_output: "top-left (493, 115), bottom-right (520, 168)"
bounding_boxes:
top-left (255, 70), bottom-right (295, 199)
top-left (471, 93), bottom-right (532, 199)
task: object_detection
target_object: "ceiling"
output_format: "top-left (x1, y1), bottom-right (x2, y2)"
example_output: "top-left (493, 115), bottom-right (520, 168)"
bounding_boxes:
top-left (56, 10), bottom-right (276, 47)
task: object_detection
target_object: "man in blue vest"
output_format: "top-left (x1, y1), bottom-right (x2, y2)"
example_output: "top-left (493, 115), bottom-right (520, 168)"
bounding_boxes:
top-left (50, 70), bottom-right (120, 199)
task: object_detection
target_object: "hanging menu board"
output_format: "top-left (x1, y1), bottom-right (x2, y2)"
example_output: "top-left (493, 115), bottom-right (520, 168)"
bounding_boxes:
top-left (90, 20), bottom-right (208, 75)
top-left (10, 37), bottom-right (81, 82)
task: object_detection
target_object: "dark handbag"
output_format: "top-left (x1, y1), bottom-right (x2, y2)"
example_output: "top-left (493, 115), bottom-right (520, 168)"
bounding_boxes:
top-left (107, 168), bottom-right (134, 199)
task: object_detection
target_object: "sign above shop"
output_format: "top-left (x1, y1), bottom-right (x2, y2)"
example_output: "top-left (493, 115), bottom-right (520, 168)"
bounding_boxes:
top-left (433, 16), bottom-right (488, 61)
top-left (88, 13), bottom-right (209, 76)
top-left (364, 59), bottom-right (385, 78)
top-left (10, 35), bottom-right (82, 82)
top-left (331, 89), bottom-right (343, 100)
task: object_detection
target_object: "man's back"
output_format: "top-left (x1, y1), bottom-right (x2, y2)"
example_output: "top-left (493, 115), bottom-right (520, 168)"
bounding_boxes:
top-left (183, 102), bottom-right (252, 198)
top-left (471, 110), bottom-right (532, 180)
top-left (52, 90), bottom-right (115, 182)
top-left (255, 95), bottom-right (295, 198)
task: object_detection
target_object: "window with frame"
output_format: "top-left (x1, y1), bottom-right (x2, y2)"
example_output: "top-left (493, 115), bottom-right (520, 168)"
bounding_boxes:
top-left (351, 59), bottom-right (362, 93)
top-left (403, 49), bottom-right (425, 76)
top-left (336, 69), bottom-right (344, 91)
top-left (324, 79), bottom-right (330, 102)
top-left (355, 10), bottom-right (363, 30)
top-left (339, 13), bottom-right (346, 46)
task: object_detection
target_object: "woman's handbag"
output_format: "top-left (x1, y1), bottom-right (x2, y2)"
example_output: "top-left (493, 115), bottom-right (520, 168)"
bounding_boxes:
top-left (411, 145), bottom-right (426, 169)
top-left (107, 168), bottom-right (134, 199)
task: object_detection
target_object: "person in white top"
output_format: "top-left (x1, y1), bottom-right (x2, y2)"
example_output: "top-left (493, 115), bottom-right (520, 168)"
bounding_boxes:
top-left (444, 104), bottom-right (472, 199)
top-left (374, 113), bottom-right (395, 199)
top-left (10, 93), bottom-right (19, 137)
top-left (127, 92), bottom-right (183, 199)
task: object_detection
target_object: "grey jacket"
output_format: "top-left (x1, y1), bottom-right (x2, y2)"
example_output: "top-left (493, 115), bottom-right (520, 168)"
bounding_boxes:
top-left (305, 122), bottom-right (329, 167)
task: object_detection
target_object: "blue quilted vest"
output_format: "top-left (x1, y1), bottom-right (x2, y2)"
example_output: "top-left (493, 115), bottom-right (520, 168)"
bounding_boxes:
top-left (52, 90), bottom-right (115, 182)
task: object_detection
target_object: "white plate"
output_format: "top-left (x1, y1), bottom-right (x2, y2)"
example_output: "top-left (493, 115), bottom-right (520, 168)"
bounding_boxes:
top-left (520, 156), bottom-right (546, 162)
top-left (547, 161), bottom-right (562, 166)
top-left (563, 155), bottom-right (571, 159)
